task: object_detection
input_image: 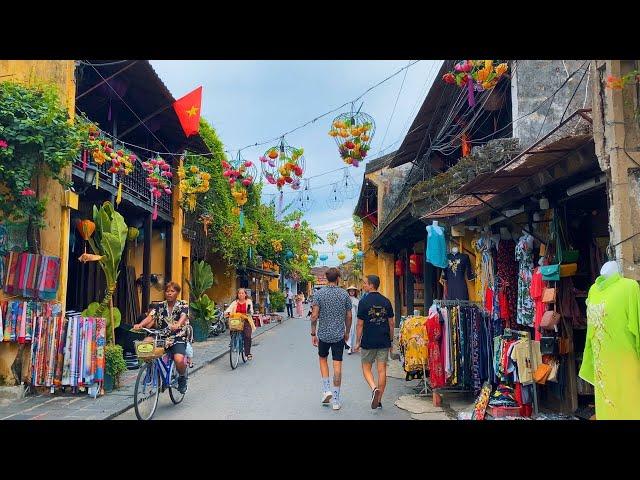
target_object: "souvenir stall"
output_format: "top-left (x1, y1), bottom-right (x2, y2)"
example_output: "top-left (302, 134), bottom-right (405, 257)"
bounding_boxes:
top-left (414, 136), bottom-right (624, 418)
top-left (1, 234), bottom-right (107, 396)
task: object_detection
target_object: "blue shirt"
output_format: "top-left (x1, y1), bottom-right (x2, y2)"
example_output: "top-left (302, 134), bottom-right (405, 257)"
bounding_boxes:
top-left (426, 224), bottom-right (448, 269)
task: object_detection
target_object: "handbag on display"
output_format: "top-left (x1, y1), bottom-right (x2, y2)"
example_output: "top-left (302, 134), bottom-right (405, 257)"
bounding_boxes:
top-left (541, 210), bottom-right (562, 282)
top-left (533, 363), bottom-right (552, 384)
top-left (560, 263), bottom-right (578, 277)
top-left (547, 359), bottom-right (560, 382)
top-left (540, 336), bottom-right (558, 355)
top-left (542, 287), bottom-right (556, 304)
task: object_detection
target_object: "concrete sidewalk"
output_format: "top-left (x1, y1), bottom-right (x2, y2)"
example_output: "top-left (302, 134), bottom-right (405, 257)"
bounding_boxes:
top-left (0, 317), bottom-right (284, 420)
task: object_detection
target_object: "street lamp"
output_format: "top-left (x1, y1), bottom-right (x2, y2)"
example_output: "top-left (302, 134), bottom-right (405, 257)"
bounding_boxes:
top-left (77, 164), bottom-right (98, 194)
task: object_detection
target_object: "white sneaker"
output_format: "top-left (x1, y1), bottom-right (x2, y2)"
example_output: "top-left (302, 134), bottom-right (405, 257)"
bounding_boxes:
top-left (332, 401), bottom-right (341, 411)
top-left (322, 391), bottom-right (333, 405)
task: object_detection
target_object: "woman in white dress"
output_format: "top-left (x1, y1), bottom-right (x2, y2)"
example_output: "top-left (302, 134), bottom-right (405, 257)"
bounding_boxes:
top-left (346, 286), bottom-right (359, 354)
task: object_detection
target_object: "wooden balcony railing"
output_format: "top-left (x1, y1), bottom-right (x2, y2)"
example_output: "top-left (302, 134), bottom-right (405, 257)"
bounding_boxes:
top-left (73, 150), bottom-right (173, 219)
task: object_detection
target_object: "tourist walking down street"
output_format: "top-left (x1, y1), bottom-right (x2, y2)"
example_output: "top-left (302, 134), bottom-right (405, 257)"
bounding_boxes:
top-left (353, 275), bottom-right (395, 409)
top-left (346, 285), bottom-right (359, 353)
top-left (285, 287), bottom-right (295, 318)
top-left (295, 292), bottom-right (305, 317)
top-left (225, 288), bottom-right (256, 360)
top-left (310, 268), bottom-right (353, 411)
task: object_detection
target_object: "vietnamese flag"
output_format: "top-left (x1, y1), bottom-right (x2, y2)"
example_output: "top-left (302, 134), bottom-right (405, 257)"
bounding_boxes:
top-left (173, 86), bottom-right (202, 137)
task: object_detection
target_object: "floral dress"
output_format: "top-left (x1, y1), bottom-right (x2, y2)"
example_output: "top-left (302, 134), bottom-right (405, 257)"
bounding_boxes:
top-left (515, 235), bottom-right (535, 327)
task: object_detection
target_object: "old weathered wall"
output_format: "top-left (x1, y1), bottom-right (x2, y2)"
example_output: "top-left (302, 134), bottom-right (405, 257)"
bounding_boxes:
top-left (512, 60), bottom-right (592, 149)
top-left (593, 60), bottom-right (640, 280)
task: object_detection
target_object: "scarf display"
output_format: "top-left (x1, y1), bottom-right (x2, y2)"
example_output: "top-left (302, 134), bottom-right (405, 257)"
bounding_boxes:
top-left (0, 300), bottom-right (53, 344)
top-left (2, 252), bottom-right (61, 300)
top-left (30, 313), bottom-right (106, 392)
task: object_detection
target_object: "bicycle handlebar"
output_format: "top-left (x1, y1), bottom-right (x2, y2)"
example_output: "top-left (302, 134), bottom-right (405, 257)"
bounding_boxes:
top-left (132, 327), bottom-right (170, 336)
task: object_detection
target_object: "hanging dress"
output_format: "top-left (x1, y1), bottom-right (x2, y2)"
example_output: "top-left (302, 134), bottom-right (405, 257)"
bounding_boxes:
top-left (425, 311), bottom-right (445, 388)
top-left (515, 235), bottom-right (535, 327)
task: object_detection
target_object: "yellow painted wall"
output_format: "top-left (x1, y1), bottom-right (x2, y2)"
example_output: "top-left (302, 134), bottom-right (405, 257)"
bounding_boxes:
top-left (0, 60), bottom-right (76, 385)
top-left (130, 229), bottom-right (168, 305)
top-left (171, 165), bottom-right (191, 301)
top-left (205, 252), bottom-right (237, 305)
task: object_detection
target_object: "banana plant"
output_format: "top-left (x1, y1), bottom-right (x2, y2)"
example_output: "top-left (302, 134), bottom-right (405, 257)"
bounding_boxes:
top-left (187, 260), bottom-right (217, 333)
top-left (83, 201), bottom-right (128, 345)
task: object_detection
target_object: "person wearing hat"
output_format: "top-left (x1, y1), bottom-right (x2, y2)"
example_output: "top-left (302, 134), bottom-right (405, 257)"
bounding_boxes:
top-left (346, 285), bottom-right (360, 354)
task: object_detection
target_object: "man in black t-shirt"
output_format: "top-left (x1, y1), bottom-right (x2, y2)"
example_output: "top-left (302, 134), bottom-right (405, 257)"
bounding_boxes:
top-left (354, 274), bottom-right (395, 410)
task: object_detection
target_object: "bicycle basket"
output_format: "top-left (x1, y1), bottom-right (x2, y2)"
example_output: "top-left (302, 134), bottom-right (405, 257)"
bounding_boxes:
top-left (134, 340), bottom-right (165, 362)
top-left (228, 316), bottom-right (245, 331)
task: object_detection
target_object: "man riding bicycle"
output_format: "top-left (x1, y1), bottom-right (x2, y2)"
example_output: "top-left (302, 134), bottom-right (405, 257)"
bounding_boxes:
top-left (134, 281), bottom-right (190, 393)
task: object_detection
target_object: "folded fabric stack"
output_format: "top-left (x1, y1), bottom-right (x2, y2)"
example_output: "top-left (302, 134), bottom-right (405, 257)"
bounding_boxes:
top-left (488, 384), bottom-right (519, 407)
top-left (3, 252), bottom-right (61, 300)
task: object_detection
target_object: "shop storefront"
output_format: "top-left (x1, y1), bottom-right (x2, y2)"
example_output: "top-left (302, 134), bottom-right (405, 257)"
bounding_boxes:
top-left (398, 112), bottom-right (616, 418)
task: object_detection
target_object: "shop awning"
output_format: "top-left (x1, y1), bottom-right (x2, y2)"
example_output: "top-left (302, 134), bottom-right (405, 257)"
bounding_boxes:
top-left (422, 109), bottom-right (594, 222)
top-left (241, 266), bottom-right (280, 278)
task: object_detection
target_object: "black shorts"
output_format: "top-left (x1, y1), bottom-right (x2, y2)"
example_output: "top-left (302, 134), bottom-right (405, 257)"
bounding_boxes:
top-left (318, 339), bottom-right (345, 362)
top-left (167, 341), bottom-right (187, 356)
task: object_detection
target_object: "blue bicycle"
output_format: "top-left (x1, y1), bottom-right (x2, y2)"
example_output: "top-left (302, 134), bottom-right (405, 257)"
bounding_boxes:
top-left (133, 327), bottom-right (189, 421)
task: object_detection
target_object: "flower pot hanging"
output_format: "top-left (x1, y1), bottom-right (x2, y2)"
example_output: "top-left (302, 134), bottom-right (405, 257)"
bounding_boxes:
top-left (224, 153), bottom-right (256, 227)
top-left (142, 156), bottom-right (172, 220)
top-left (442, 60), bottom-right (509, 107)
top-left (261, 138), bottom-right (305, 191)
top-left (328, 105), bottom-right (375, 167)
top-left (179, 161), bottom-right (211, 212)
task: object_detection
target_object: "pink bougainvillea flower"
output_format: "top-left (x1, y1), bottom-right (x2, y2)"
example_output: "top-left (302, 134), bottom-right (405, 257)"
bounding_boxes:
top-left (0, 140), bottom-right (8, 148)
top-left (20, 188), bottom-right (36, 196)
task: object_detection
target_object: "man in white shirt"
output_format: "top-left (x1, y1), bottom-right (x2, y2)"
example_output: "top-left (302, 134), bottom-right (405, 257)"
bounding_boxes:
top-left (285, 287), bottom-right (295, 318)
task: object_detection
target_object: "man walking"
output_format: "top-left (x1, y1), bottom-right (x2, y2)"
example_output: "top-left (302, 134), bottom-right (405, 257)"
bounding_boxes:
top-left (285, 287), bottom-right (295, 318)
top-left (353, 275), bottom-right (394, 409)
top-left (310, 267), bottom-right (352, 411)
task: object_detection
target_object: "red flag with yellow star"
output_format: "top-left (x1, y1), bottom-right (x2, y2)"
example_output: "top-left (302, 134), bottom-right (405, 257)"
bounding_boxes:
top-left (173, 86), bottom-right (202, 137)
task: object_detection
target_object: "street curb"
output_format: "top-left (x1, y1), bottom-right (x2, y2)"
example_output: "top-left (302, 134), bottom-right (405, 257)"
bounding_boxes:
top-left (106, 318), bottom-right (284, 420)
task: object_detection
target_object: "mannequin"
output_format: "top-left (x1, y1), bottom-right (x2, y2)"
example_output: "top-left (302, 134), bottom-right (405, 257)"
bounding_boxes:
top-left (441, 241), bottom-right (475, 300)
top-left (426, 220), bottom-right (447, 269)
top-left (579, 256), bottom-right (640, 419)
top-left (600, 260), bottom-right (620, 278)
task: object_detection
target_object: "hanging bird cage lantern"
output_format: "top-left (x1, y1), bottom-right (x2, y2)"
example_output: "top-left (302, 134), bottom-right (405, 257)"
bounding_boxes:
top-left (328, 104), bottom-right (375, 167)
top-left (261, 138), bottom-right (305, 191)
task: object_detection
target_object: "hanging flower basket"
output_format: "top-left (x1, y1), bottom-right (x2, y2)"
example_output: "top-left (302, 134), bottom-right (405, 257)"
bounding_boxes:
top-left (260, 139), bottom-right (305, 191)
top-left (328, 109), bottom-right (375, 167)
top-left (442, 60), bottom-right (509, 107)
top-left (142, 156), bottom-right (172, 220)
top-left (179, 162), bottom-right (211, 212)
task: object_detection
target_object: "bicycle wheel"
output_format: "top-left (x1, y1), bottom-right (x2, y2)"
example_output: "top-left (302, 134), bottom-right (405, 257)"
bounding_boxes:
top-left (230, 331), bottom-right (241, 370)
top-left (168, 360), bottom-right (188, 405)
top-left (134, 362), bottom-right (160, 421)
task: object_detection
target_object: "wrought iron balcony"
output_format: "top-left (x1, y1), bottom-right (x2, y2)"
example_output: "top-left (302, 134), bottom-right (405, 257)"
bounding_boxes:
top-left (73, 150), bottom-right (173, 221)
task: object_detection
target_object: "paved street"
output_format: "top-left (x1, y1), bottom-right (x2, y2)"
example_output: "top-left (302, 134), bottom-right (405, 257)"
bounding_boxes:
top-left (117, 310), bottom-right (416, 420)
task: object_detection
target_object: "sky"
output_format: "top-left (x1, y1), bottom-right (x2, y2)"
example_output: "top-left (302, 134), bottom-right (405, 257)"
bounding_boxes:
top-left (151, 60), bottom-right (442, 266)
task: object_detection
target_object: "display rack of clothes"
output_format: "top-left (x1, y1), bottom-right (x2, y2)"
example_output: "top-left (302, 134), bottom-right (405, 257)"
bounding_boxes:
top-left (31, 312), bottom-right (106, 396)
top-left (1, 299), bottom-right (58, 343)
top-left (430, 300), bottom-right (492, 395)
top-left (493, 328), bottom-right (540, 416)
top-left (3, 252), bottom-right (61, 300)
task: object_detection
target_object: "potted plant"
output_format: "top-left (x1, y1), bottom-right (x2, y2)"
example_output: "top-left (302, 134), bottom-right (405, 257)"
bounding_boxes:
top-left (104, 344), bottom-right (127, 392)
top-left (187, 260), bottom-right (216, 342)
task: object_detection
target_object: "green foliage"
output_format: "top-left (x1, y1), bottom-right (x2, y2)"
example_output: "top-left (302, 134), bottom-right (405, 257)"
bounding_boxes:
top-left (188, 119), bottom-right (321, 281)
top-left (82, 302), bottom-right (121, 330)
top-left (86, 201), bottom-right (128, 344)
top-left (187, 260), bottom-right (214, 300)
top-left (104, 344), bottom-right (127, 386)
top-left (0, 81), bottom-right (85, 230)
top-left (269, 290), bottom-right (285, 312)
top-left (190, 293), bottom-right (215, 331)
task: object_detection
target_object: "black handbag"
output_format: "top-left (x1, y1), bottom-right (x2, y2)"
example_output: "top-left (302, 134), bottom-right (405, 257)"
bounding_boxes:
top-left (540, 336), bottom-right (558, 355)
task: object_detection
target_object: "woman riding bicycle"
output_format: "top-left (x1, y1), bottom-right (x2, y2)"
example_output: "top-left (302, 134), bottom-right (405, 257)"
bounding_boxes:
top-left (133, 281), bottom-right (190, 393)
top-left (224, 288), bottom-right (256, 360)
